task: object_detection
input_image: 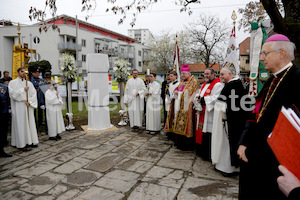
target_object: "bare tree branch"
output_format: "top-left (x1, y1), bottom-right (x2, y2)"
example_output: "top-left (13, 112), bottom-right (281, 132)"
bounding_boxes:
top-left (187, 14), bottom-right (229, 68)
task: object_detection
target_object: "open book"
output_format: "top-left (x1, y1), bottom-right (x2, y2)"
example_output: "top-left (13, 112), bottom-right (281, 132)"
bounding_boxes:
top-left (267, 105), bottom-right (300, 180)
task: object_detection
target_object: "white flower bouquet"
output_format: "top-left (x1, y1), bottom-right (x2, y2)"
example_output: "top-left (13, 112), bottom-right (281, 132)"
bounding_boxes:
top-left (113, 58), bottom-right (131, 83)
top-left (59, 53), bottom-right (78, 82)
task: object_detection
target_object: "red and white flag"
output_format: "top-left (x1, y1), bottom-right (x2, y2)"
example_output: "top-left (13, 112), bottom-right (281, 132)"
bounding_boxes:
top-left (223, 25), bottom-right (240, 76)
top-left (173, 35), bottom-right (180, 81)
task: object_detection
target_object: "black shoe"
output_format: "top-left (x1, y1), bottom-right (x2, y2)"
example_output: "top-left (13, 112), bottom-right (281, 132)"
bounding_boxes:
top-left (49, 137), bottom-right (57, 141)
top-left (56, 134), bottom-right (61, 140)
top-left (0, 152), bottom-right (12, 158)
top-left (30, 144), bottom-right (38, 148)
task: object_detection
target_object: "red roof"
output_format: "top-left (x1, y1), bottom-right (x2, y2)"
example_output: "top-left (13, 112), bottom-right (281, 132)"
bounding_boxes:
top-left (187, 63), bottom-right (220, 72)
top-left (38, 15), bottom-right (136, 43)
top-left (239, 37), bottom-right (250, 55)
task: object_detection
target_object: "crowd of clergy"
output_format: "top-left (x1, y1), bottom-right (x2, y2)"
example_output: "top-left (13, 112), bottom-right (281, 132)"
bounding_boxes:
top-left (0, 66), bottom-right (65, 157)
top-left (1, 33), bottom-right (299, 199)
top-left (125, 64), bottom-right (248, 177)
top-left (125, 34), bottom-right (300, 200)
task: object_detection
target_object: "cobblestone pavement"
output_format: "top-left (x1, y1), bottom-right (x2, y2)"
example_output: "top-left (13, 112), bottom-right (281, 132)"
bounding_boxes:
top-left (0, 127), bottom-right (239, 200)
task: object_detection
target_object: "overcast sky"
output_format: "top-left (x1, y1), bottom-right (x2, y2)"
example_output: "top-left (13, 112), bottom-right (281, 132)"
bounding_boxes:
top-left (0, 0), bottom-right (251, 44)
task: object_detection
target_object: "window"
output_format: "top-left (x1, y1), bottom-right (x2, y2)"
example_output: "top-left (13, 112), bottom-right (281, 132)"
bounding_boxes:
top-left (95, 43), bottom-right (101, 53)
top-left (82, 39), bottom-right (86, 47)
top-left (82, 54), bottom-right (86, 62)
top-left (138, 51), bottom-right (142, 56)
top-left (33, 53), bottom-right (41, 61)
top-left (138, 61), bottom-right (142, 67)
top-left (246, 59), bottom-right (249, 64)
top-left (33, 36), bottom-right (40, 45)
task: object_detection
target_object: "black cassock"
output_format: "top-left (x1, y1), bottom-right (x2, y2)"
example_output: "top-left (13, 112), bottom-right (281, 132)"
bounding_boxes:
top-left (218, 79), bottom-right (248, 168)
top-left (238, 65), bottom-right (300, 200)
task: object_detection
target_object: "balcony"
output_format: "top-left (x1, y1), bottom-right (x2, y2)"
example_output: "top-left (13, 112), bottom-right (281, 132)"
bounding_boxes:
top-left (120, 52), bottom-right (134, 59)
top-left (58, 42), bottom-right (82, 51)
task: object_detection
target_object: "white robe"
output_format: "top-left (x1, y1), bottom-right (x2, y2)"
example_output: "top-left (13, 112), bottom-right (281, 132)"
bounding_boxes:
top-left (146, 81), bottom-right (161, 131)
top-left (45, 89), bottom-right (66, 137)
top-left (198, 81), bottom-right (224, 133)
top-left (9, 77), bottom-right (39, 148)
top-left (124, 77), bottom-right (146, 127)
top-left (165, 80), bottom-right (180, 112)
top-left (211, 101), bottom-right (239, 173)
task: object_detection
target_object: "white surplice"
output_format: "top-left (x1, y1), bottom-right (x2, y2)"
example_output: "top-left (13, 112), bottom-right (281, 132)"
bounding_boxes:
top-left (124, 77), bottom-right (146, 127)
top-left (201, 82), bottom-right (223, 133)
top-left (165, 80), bottom-right (180, 112)
top-left (45, 88), bottom-right (66, 137)
top-left (211, 101), bottom-right (239, 173)
top-left (146, 81), bottom-right (161, 131)
top-left (9, 77), bottom-right (39, 148)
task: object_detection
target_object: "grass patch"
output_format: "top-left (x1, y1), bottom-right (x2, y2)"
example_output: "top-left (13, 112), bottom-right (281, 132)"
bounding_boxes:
top-left (62, 101), bottom-right (121, 121)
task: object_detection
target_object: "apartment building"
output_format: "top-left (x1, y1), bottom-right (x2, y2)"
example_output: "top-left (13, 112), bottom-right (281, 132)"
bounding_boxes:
top-left (0, 15), bottom-right (150, 76)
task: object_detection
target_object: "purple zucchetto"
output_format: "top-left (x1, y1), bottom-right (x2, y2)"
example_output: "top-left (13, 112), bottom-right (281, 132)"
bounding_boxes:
top-left (265, 34), bottom-right (291, 43)
top-left (181, 64), bottom-right (190, 72)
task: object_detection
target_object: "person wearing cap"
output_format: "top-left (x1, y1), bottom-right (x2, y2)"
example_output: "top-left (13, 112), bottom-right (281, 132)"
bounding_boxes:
top-left (164, 64), bottom-right (198, 151)
top-left (45, 81), bottom-right (65, 140)
top-left (8, 66), bottom-right (39, 150)
top-left (40, 71), bottom-right (52, 133)
top-left (30, 68), bottom-right (46, 130)
top-left (211, 67), bottom-right (248, 176)
top-left (193, 68), bottom-right (223, 161)
top-left (237, 34), bottom-right (300, 200)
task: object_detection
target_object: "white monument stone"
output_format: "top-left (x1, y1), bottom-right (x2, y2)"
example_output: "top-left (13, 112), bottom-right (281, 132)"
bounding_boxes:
top-left (87, 54), bottom-right (112, 130)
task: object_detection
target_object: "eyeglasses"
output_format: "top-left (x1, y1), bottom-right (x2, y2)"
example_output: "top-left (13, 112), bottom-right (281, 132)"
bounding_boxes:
top-left (259, 49), bottom-right (281, 57)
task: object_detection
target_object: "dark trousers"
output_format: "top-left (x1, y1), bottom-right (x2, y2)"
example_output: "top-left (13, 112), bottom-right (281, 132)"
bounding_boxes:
top-left (196, 132), bottom-right (212, 161)
top-left (0, 113), bottom-right (9, 150)
top-left (34, 107), bottom-right (46, 131)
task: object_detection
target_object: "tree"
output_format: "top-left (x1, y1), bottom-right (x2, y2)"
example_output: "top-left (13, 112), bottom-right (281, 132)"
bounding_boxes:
top-left (29, 0), bottom-right (201, 30)
top-left (146, 31), bottom-right (174, 72)
top-left (145, 30), bottom-right (194, 73)
top-left (187, 14), bottom-right (230, 68)
top-left (238, 0), bottom-right (300, 65)
top-left (28, 60), bottom-right (52, 79)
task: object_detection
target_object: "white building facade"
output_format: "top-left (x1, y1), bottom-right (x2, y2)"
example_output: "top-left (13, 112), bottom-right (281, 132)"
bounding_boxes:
top-left (0, 15), bottom-right (150, 76)
top-left (128, 29), bottom-right (155, 46)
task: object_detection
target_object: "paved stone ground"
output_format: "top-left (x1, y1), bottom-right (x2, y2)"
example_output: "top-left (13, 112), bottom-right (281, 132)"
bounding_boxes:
top-left (0, 127), bottom-right (239, 200)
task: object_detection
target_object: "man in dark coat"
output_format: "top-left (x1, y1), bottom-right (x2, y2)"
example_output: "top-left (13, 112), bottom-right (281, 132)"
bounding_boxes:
top-left (0, 83), bottom-right (12, 157)
top-left (30, 68), bottom-right (46, 129)
top-left (161, 71), bottom-right (171, 125)
top-left (212, 67), bottom-right (248, 176)
top-left (237, 34), bottom-right (300, 200)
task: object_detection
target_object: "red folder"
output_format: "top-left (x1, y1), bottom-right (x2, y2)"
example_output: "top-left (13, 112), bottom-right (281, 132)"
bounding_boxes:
top-left (267, 106), bottom-right (300, 180)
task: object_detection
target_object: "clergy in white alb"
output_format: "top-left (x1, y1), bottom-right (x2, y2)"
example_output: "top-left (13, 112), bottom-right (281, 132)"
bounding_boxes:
top-left (124, 69), bottom-right (146, 130)
top-left (9, 67), bottom-right (39, 148)
top-left (45, 82), bottom-right (65, 139)
top-left (145, 72), bottom-right (161, 133)
top-left (193, 68), bottom-right (223, 160)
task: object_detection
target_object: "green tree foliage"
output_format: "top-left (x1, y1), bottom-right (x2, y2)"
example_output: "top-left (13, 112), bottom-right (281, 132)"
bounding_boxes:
top-left (29, 60), bottom-right (52, 78)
